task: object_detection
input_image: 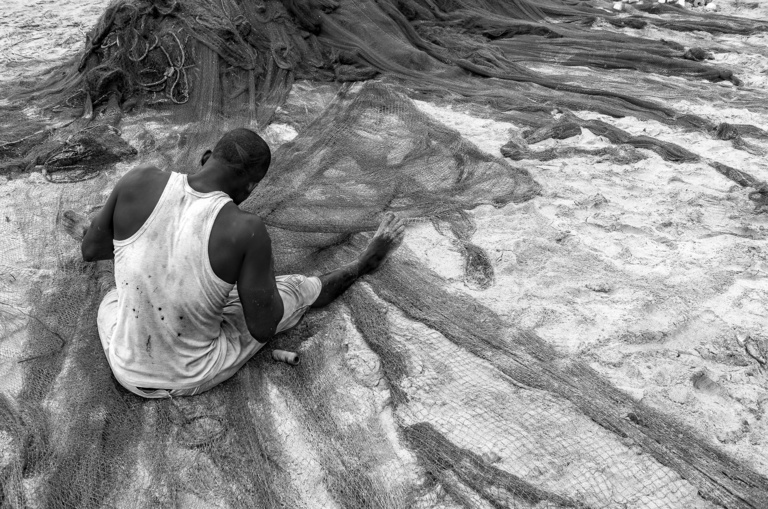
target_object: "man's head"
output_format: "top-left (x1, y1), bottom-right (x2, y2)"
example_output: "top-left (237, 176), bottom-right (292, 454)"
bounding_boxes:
top-left (201, 128), bottom-right (271, 203)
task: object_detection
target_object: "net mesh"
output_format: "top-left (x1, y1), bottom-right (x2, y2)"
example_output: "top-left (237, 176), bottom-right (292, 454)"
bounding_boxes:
top-left (2, 0), bottom-right (768, 508)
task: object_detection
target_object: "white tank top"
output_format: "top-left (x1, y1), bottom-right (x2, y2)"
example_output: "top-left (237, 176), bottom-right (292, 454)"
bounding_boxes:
top-left (110, 172), bottom-right (234, 389)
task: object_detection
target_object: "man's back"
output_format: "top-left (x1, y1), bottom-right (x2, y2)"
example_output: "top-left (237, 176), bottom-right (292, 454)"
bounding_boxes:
top-left (110, 166), bottom-right (171, 242)
top-left (110, 165), bottom-right (258, 284)
top-left (107, 170), bottom-right (237, 389)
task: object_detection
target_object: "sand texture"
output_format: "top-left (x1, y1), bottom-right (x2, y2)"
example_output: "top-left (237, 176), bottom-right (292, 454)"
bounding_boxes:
top-left (2, 0), bottom-right (768, 507)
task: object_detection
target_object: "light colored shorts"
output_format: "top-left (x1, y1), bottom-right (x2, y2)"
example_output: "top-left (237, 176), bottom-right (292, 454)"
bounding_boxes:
top-left (98, 274), bottom-right (322, 399)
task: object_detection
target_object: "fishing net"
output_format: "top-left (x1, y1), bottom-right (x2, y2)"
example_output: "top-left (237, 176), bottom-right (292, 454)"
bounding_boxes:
top-left (2, 0), bottom-right (768, 508)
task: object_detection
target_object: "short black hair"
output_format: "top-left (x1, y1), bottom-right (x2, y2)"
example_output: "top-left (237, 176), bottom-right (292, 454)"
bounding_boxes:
top-left (212, 128), bottom-right (271, 181)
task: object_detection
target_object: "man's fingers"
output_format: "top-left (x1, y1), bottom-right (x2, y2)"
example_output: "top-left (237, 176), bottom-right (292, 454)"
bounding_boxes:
top-left (62, 210), bottom-right (79, 223)
top-left (375, 212), bottom-right (408, 243)
top-left (377, 212), bottom-right (401, 234)
top-left (381, 225), bottom-right (405, 244)
top-left (375, 219), bottom-right (387, 236)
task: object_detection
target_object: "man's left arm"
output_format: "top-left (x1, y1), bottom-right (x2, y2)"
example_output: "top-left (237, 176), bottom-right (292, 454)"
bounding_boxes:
top-left (81, 183), bottom-right (120, 261)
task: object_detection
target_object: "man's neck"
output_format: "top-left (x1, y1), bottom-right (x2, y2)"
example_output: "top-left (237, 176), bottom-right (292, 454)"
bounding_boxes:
top-left (188, 166), bottom-right (234, 197)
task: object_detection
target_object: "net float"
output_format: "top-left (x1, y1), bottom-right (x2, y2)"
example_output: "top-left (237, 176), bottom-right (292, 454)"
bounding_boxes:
top-left (272, 349), bottom-right (300, 366)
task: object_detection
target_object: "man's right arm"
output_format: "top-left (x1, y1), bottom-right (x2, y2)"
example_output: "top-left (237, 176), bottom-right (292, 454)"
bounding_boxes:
top-left (81, 176), bottom-right (121, 261)
top-left (236, 217), bottom-right (285, 342)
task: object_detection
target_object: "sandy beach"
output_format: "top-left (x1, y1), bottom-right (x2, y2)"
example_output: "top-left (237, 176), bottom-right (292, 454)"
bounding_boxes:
top-left (2, 1), bottom-right (768, 507)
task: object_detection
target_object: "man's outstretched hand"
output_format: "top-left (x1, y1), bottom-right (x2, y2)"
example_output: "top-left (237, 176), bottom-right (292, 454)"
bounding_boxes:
top-left (357, 212), bottom-right (406, 275)
top-left (61, 210), bottom-right (90, 242)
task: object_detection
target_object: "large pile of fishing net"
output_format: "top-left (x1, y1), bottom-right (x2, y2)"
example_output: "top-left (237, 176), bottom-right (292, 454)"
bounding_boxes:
top-left (2, 0), bottom-right (768, 507)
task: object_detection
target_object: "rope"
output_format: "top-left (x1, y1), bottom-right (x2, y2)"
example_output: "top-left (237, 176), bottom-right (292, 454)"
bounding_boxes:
top-left (42, 166), bottom-right (102, 184)
top-left (131, 30), bottom-right (191, 104)
top-left (127, 31), bottom-right (158, 62)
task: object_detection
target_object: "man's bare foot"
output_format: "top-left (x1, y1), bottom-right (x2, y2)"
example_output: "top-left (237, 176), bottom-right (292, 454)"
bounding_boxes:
top-left (61, 210), bottom-right (89, 241)
top-left (358, 212), bottom-right (406, 275)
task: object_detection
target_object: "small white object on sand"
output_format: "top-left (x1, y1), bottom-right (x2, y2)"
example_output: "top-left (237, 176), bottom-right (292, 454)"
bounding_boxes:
top-left (613, 1), bottom-right (624, 11)
top-left (705, 2), bottom-right (717, 11)
top-left (272, 349), bottom-right (300, 365)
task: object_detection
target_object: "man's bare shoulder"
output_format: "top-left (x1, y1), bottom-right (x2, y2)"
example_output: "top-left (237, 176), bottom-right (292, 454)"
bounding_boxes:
top-left (117, 164), bottom-right (165, 188)
top-left (209, 205), bottom-right (271, 283)
top-left (217, 204), bottom-right (270, 247)
top-left (108, 165), bottom-right (167, 201)
top-left (132, 163), bottom-right (163, 174)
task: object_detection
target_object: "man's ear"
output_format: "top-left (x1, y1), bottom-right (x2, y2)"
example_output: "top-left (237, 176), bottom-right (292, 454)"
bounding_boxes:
top-left (200, 150), bottom-right (212, 166)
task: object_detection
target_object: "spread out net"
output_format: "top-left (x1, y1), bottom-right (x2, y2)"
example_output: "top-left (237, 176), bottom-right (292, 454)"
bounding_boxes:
top-left (2, 1), bottom-right (768, 508)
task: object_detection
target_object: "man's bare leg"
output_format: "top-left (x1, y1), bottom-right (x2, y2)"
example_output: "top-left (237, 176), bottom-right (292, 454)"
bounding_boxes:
top-left (312, 213), bottom-right (405, 308)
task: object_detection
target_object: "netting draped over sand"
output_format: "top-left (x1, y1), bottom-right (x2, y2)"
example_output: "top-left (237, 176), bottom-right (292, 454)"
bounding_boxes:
top-left (3, 0), bottom-right (768, 508)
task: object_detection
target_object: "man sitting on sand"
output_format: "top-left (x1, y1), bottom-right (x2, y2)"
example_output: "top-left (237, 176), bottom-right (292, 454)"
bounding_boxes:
top-left (63, 128), bottom-right (405, 398)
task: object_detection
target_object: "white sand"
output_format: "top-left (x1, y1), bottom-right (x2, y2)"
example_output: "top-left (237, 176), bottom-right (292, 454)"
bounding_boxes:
top-left (2, 0), bottom-right (768, 505)
top-left (407, 19), bottom-right (768, 475)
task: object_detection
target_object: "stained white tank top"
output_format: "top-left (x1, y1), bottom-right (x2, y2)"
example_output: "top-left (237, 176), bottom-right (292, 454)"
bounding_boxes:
top-left (110, 172), bottom-right (234, 389)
